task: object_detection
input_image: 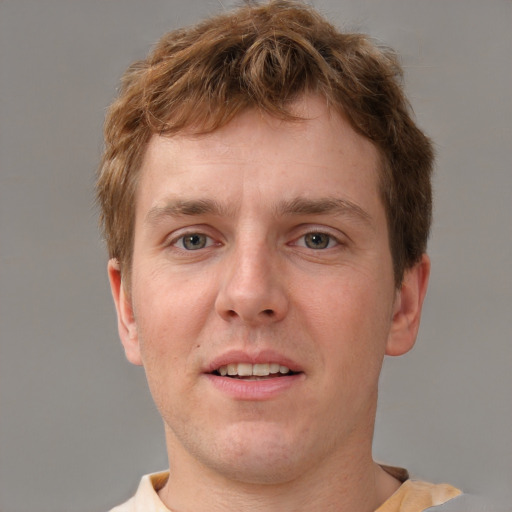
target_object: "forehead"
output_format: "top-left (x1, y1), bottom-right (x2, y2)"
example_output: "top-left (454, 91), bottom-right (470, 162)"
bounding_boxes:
top-left (136, 95), bottom-right (382, 219)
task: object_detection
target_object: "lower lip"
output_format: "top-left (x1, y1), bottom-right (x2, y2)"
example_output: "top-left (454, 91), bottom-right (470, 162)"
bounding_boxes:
top-left (205, 373), bottom-right (304, 400)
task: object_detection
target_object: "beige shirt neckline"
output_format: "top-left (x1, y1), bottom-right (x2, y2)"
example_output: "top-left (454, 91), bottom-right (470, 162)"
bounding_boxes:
top-left (110, 466), bottom-right (461, 512)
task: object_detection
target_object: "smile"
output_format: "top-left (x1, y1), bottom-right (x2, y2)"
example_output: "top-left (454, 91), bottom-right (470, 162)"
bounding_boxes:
top-left (205, 354), bottom-right (304, 399)
top-left (213, 362), bottom-right (294, 378)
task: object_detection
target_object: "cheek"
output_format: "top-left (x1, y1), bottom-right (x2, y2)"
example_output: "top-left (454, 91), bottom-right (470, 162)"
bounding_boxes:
top-left (131, 269), bottom-right (217, 365)
top-left (301, 272), bottom-right (392, 372)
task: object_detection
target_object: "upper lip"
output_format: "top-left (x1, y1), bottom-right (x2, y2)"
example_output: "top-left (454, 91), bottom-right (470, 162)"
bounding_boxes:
top-left (204, 349), bottom-right (303, 374)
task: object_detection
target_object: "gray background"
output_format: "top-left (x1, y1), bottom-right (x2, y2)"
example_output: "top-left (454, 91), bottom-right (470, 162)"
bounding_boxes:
top-left (0, 1), bottom-right (510, 511)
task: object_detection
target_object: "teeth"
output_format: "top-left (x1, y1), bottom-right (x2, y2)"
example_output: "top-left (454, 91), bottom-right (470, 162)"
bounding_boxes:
top-left (216, 363), bottom-right (291, 377)
top-left (269, 363), bottom-right (280, 374)
top-left (253, 363), bottom-right (269, 376)
top-left (237, 363), bottom-right (253, 377)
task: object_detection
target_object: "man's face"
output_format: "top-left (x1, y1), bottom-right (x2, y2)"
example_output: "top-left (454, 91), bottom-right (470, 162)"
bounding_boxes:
top-left (110, 95), bottom-right (425, 484)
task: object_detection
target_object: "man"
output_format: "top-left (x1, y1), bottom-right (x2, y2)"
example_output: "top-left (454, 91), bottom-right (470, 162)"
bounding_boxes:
top-left (97, 1), bottom-right (462, 510)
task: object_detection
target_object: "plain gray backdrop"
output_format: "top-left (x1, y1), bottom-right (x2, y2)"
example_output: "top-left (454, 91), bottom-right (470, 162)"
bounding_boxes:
top-left (1, 1), bottom-right (511, 511)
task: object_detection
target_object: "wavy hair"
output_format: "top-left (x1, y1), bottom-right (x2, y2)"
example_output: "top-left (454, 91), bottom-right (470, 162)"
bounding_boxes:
top-left (97, 0), bottom-right (433, 286)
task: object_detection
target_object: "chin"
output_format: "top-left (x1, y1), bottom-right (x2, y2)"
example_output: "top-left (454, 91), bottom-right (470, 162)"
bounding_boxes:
top-left (199, 422), bottom-right (317, 485)
top-left (210, 450), bottom-right (304, 486)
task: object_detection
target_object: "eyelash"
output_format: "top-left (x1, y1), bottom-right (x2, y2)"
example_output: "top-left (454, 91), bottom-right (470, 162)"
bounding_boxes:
top-left (171, 232), bottom-right (217, 251)
top-left (170, 231), bottom-right (340, 251)
top-left (292, 231), bottom-right (341, 250)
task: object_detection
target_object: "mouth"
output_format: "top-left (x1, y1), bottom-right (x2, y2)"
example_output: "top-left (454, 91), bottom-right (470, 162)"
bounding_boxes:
top-left (205, 355), bottom-right (304, 399)
top-left (211, 362), bottom-right (299, 380)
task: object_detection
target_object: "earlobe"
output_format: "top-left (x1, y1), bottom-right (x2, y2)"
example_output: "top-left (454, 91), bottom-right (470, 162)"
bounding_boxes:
top-left (385, 254), bottom-right (430, 357)
top-left (107, 259), bottom-right (143, 366)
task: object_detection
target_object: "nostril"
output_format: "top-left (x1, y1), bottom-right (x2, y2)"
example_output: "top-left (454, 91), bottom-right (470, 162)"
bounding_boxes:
top-left (262, 309), bottom-right (274, 316)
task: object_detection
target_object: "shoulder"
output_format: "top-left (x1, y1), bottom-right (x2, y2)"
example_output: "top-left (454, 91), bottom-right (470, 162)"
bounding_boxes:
top-left (377, 479), bottom-right (462, 512)
top-left (423, 493), bottom-right (511, 512)
top-left (108, 472), bottom-right (170, 512)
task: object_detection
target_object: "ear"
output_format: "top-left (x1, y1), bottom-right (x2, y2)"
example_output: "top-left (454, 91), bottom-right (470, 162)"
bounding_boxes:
top-left (107, 258), bottom-right (143, 366)
top-left (386, 254), bottom-right (431, 357)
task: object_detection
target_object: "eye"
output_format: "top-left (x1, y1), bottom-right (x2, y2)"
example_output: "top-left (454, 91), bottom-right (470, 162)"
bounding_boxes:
top-left (296, 232), bottom-right (339, 250)
top-left (173, 233), bottom-right (213, 250)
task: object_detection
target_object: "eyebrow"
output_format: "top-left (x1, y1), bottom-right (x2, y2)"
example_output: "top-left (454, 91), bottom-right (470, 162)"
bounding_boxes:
top-left (275, 197), bottom-right (372, 225)
top-left (145, 196), bottom-right (372, 226)
top-left (145, 199), bottom-right (235, 225)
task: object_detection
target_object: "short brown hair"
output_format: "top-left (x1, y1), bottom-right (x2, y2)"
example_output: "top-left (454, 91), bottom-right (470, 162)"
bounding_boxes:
top-left (97, 0), bottom-right (433, 286)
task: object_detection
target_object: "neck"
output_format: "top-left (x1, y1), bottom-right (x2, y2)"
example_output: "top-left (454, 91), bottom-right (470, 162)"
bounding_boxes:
top-left (158, 428), bottom-right (401, 512)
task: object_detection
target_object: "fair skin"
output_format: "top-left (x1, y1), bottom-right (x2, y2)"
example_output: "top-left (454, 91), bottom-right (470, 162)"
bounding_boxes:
top-left (109, 95), bottom-right (430, 512)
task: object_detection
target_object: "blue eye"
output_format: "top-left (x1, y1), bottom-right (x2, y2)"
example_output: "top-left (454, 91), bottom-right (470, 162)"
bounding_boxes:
top-left (174, 233), bottom-right (212, 250)
top-left (301, 232), bottom-right (337, 249)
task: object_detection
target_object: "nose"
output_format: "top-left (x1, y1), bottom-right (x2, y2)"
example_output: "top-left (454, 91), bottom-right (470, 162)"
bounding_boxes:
top-left (214, 241), bottom-right (289, 325)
